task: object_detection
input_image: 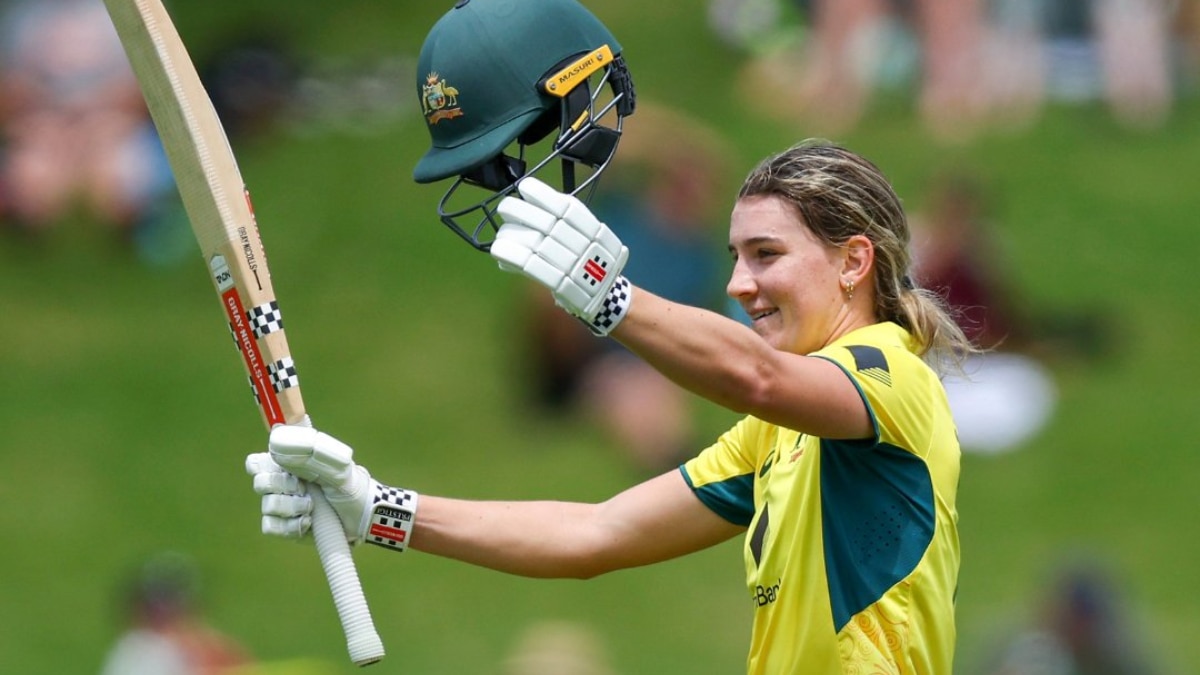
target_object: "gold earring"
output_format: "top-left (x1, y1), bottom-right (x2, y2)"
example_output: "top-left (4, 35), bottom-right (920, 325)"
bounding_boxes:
top-left (844, 280), bottom-right (855, 300)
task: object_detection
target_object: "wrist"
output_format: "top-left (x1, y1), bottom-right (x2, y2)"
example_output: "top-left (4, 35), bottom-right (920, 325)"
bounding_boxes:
top-left (585, 275), bottom-right (632, 336)
top-left (363, 483), bottom-right (419, 552)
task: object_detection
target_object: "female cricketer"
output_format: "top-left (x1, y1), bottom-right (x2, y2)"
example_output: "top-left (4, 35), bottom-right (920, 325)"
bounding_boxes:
top-left (249, 138), bottom-right (972, 672)
top-left (247, 0), bottom-right (974, 672)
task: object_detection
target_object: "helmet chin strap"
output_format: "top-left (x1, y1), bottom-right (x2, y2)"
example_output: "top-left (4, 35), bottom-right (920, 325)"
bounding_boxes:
top-left (462, 154), bottom-right (527, 193)
top-left (555, 81), bottom-right (594, 194)
top-left (562, 159), bottom-right (577, 193)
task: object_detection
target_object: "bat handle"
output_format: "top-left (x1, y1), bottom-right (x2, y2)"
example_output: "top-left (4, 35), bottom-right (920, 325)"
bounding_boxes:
top-left (309, 488), bottom-right (386, 666)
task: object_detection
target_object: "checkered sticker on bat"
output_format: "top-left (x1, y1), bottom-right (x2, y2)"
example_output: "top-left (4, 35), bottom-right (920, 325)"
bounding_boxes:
top-left (247, 301), bottom-right (284, 338)
top-left (268, 357), bottom-right (299, 392)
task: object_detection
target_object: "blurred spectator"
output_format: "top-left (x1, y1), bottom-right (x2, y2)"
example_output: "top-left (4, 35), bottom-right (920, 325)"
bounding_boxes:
top-left (1035, 0), bottom-right (1179, 130)
top-left (911, 168), bottom-right (1122, 453)
top-left (910, 170), bottom-right (1058, 454)
top-left (721, 0), bottom-right (1188, 139)
top-left (518, 102), bottom-right (732, 474)
top-left (200, 32), bottom-right (300, 143)
top-left (1092, 0), bottom-right (1176, 130)
top-left (911, 171), bottom-right (1026, 351)
top-left (978, 0), bottom-right (1047, 133)
top-left (975, 0), bottom-right (1179, 133)
top-left (100, 552), bottom-right (252, 675)
top-left (0, 0), bottom-right (187, 262)
top-left (1180, 0), bottom-right (1200, 82)
top-left (981, 560), bottom-right (1161, 675)
top-left (193, 16), bottom-right (420, 144)
top-left (731, 0), bottom-right (991, 140)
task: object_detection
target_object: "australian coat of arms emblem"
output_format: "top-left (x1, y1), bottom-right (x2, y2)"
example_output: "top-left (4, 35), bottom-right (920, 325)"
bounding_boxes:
top-left (422, 72), bottom-right (463, 125)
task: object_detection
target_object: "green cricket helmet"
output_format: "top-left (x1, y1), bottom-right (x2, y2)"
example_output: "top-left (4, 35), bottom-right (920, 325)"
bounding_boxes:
top-left (413, 0), bottom-right (636, 251)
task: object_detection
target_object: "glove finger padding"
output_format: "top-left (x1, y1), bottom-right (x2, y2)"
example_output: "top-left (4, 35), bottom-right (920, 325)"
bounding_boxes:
top-left (261, 513), bottom-right (311, 540)
top-left (248, 455), bottom-right (307, 497)
top-left (489, 222), bottom-right (542, 271)
top-left (247, 453), bottom-right (314, 539)
top-left (492, 177), bottom-right (631, 335)
top-left (246, 451), bottom-right (286, 478)
top-left (252, 471), bottom-right (306, 497)
top-left (516, 178), bottom-right (601, 235)
top-left (262, 493), bottom-right (313, 518)
top-left (269, 425), bottom-right (355, 485)
top-left (497, 194), bottom-right (560, 234)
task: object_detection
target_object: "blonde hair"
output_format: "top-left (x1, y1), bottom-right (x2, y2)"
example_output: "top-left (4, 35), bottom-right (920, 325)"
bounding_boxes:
top-left (738, 139), bottom-right (979, 368)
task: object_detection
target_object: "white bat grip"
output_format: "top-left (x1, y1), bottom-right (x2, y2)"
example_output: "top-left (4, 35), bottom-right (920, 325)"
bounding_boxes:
top-left (309, 488), bottom-right (385, 666)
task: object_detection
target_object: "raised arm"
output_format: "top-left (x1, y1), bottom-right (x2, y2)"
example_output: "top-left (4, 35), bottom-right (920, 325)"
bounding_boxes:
top-left (489, 178), bottom-right (872, 440)
top-left (611, 288), bottom-right (869, 440)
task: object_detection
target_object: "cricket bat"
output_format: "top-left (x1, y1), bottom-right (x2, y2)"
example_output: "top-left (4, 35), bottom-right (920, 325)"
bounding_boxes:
top-left (102, 0), bottom-right (385, 665)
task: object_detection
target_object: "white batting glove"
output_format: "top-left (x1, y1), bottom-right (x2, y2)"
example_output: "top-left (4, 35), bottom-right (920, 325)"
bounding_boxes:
top-left (246, 425), bottom-right (418, 552)
top-left (492, 177), bottom-right (633, 336)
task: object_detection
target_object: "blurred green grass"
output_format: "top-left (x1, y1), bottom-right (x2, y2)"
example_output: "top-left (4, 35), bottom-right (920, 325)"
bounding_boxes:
top-left (2, 2), bottom-right (1198, 673)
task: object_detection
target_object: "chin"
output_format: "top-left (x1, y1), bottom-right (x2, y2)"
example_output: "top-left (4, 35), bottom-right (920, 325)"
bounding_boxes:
top-left (761, 334), bottom-right (788, 352)
top-left (753, 321), bottom-right (791, 352)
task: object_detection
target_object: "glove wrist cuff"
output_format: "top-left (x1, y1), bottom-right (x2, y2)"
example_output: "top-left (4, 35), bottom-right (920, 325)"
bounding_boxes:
top-left (586, 275), bottom-right (632, 336)
top-left (365, 483), bottom-right (419, 552)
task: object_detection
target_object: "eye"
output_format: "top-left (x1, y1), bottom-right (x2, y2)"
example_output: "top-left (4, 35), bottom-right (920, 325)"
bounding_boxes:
top-left (755, 248), bottom-right (779, 260)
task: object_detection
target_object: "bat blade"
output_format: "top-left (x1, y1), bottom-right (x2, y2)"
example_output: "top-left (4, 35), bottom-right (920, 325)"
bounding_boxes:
top-left (103, 0), bottom-right (384, 665)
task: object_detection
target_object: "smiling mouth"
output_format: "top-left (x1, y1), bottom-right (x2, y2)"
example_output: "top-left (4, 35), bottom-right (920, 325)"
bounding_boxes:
top-left (751, 309), bottom-right (777, 322)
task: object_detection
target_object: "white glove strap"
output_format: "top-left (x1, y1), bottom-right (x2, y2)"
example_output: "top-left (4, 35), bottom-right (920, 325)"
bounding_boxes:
top-left (585, 275), bottom-right (632, 336)
top-left (365, 483), bottom-right (419, 552)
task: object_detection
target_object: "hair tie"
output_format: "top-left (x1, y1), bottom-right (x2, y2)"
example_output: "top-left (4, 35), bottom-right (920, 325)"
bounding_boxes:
top-left (901, 275), bottom-right (915, 290)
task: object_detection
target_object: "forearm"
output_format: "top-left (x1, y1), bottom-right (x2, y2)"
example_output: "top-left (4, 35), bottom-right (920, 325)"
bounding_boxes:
top-left (613, 288), bottom-right (773, 414)
top-left (411, 497), bottom-right (616, 579)
top-left (409, 473), bottom-right (740, 579)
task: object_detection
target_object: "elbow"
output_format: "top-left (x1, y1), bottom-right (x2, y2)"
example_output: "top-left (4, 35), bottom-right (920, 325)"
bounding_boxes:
top-left (498, 550), bottom-right (612, 580)
top-left (566, 565), bottom-right (608, 581)
top-left (557, 542), bottom-right (623, 580)
top-left (551, 509), bottom-right (647, 580)
top-left (716, 357), bottom-right (779, 416)
top-left (519, 552), bottom-right (613, 581)
top-left (522, 510), bottom-right (625, 580)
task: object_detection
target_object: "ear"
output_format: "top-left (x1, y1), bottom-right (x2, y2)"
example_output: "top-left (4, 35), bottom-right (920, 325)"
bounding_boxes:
top-left (841, 234), bottom-right (874, 287)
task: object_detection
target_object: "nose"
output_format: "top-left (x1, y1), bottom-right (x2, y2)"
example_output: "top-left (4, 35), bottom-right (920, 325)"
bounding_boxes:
top-left (726, 257), bottom-right (755, 300)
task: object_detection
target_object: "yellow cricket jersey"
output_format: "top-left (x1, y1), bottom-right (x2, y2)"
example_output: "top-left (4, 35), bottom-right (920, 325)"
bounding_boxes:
top-left (681, 322), bottom-right (960, 674)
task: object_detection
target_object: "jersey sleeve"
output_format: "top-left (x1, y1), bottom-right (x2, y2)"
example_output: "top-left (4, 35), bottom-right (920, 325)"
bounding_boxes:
top-left (813, 341), bottom-right (938, 453)
top-left (680, 416), bottom-right (762, 527)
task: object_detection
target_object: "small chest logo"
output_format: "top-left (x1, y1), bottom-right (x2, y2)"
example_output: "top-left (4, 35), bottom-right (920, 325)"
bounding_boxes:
top-left (789, 434), bottom-right (807, 463)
